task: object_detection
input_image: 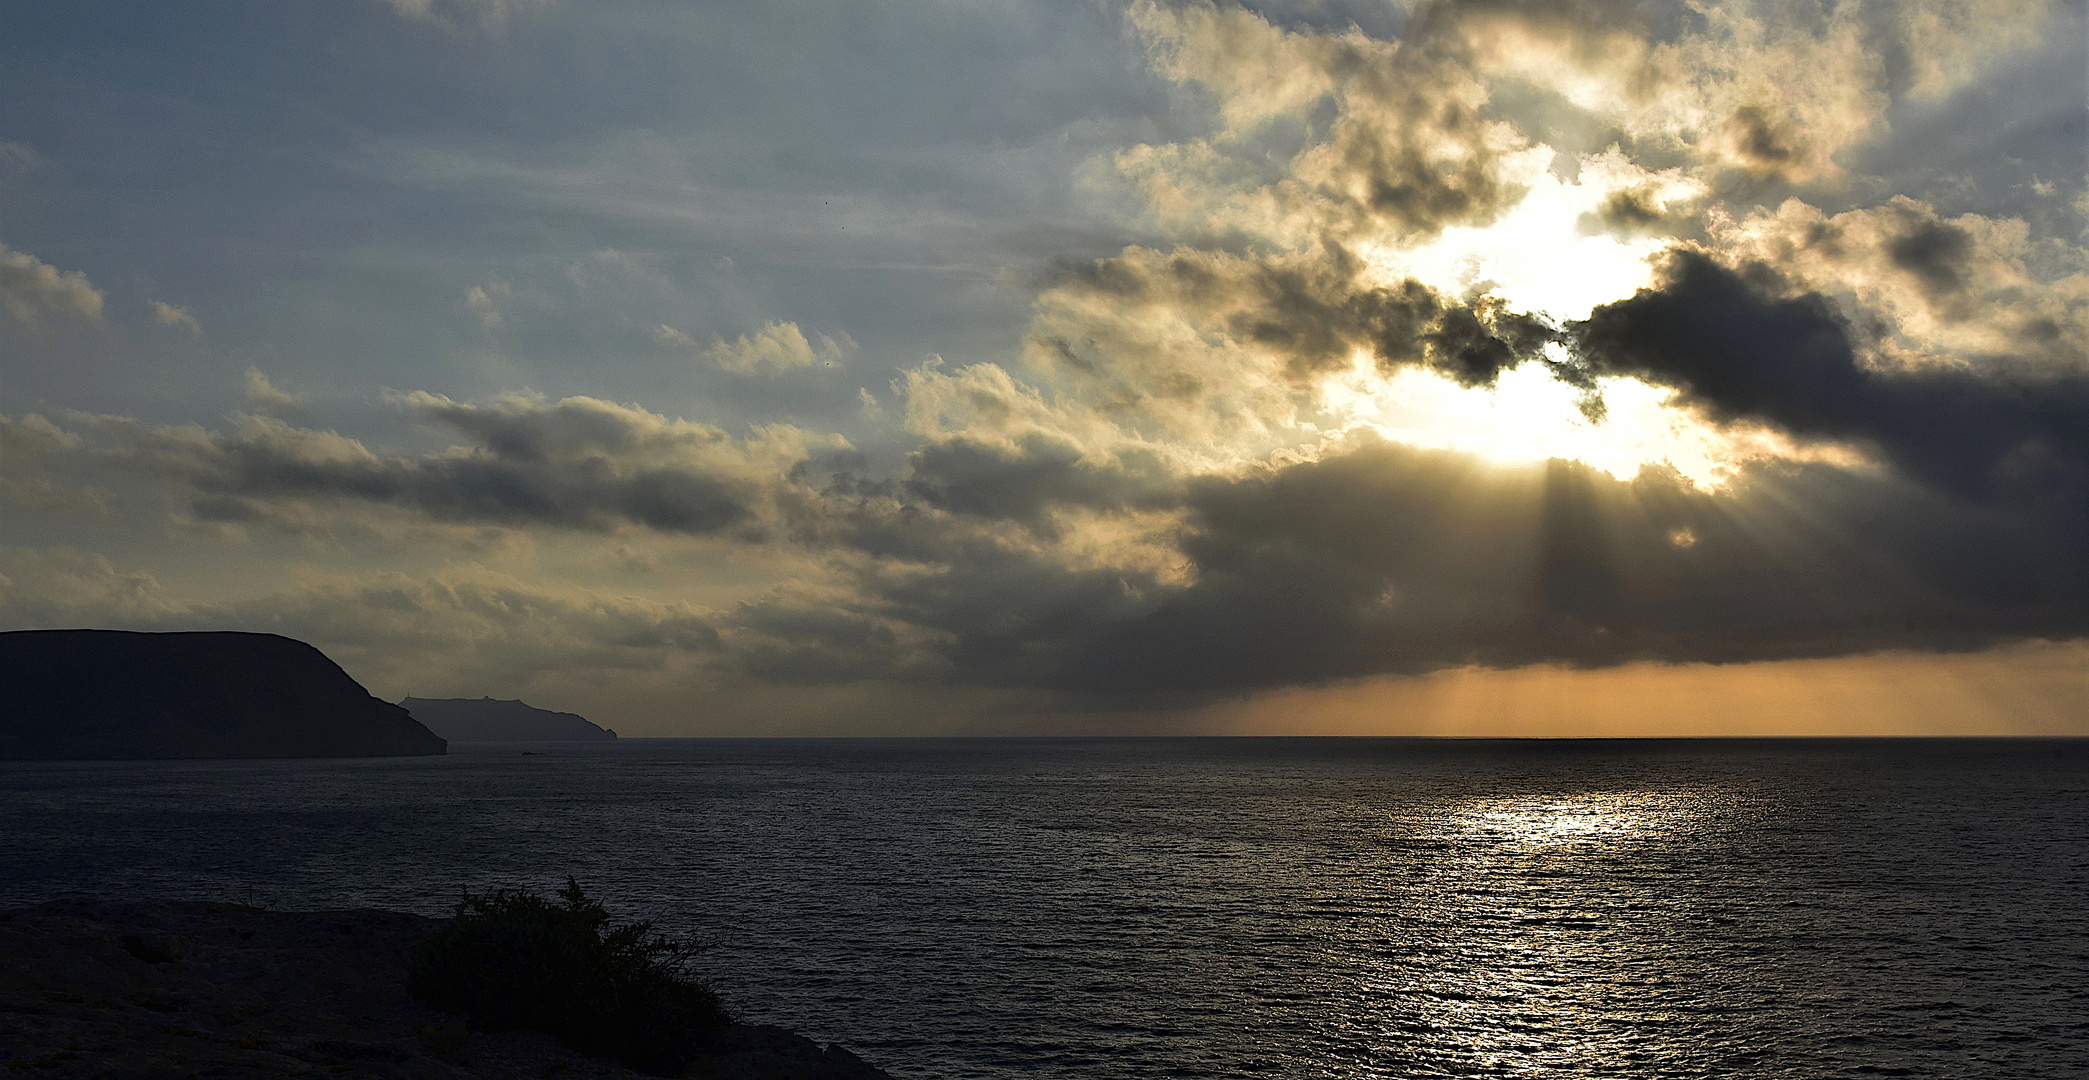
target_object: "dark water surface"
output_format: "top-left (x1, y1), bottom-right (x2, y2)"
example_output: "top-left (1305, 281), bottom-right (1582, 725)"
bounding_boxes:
top-left (5, 738), bottom-right (2085, 1078)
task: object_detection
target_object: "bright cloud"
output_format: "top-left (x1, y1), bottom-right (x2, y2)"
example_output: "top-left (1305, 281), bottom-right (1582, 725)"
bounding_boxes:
top-left (150, 300), bottom-right (201, 333)
top-left (701, 320), bottom-right (855, 375)
top-left (0, 245), bottom-right (103, 325)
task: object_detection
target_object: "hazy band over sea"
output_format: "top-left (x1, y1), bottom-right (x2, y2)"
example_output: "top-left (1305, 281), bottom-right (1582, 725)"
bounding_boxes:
top-left (7, 737), bottom-right (2083, 1078)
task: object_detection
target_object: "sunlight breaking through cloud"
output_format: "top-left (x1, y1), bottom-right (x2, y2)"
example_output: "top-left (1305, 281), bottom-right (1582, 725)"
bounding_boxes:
top-left (1361, 148), bottom-right (1702, 325)
top-left (1319, 357), bottom-right (1860, 488)
top-left (2, 0), bottom-right (2083, 732)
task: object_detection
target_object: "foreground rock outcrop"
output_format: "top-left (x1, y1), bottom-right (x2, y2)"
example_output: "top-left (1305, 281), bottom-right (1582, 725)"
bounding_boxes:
top-left (0, 899), bottom-right (895, 1080)
top-left (0, 630), bottom-right (445, 760)
top-left (401, 697), bottom-right (619, 742)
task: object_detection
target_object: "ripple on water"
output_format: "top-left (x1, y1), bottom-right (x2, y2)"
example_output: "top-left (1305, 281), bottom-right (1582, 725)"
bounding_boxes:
top-left (3, 737), bottom-right (2085, 1078)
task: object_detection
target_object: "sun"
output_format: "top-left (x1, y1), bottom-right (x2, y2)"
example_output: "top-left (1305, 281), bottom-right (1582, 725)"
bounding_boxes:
top-left (1359, 145), bottom-right (1699, 325)
top-left (1320, 356), bottom-right (1720, 487)
top-left (1322, 145), bottom-right (1814, 486)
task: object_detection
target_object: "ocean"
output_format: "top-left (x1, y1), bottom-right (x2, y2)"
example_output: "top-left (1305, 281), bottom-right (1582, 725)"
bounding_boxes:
top-left (5, 738), bottom-right (2085, 1078)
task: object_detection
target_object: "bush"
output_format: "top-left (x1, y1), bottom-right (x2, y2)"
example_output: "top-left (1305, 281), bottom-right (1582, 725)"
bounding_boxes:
top-left (408, 878), bottom-right (730, 1075)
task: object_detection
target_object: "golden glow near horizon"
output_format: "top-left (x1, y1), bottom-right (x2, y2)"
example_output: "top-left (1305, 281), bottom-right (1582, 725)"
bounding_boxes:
top-left (1188, 640), bottom-right (2089, 739)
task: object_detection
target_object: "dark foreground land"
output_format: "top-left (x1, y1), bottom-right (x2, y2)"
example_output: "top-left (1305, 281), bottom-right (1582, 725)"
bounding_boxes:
top-left (0, 900), bottom-right (893, 1080)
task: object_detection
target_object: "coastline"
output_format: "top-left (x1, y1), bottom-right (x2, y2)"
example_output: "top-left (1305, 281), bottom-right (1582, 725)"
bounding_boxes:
top-left (1, 898), bottom-right (894, 1080)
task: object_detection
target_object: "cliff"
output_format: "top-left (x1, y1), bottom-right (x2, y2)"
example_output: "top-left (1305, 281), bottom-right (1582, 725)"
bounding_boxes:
top-left (0, 630), bottom-right (446, 760)
top-left (401, 697), bottom-right (618, 742)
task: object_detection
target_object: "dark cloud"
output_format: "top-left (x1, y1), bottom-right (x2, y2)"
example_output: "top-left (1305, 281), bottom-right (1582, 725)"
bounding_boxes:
top-left (1328, 103), bottom-right (1527, 240)
top-left (784, 433), bottom-right (2087, 701)
top-left (41, 397), bottom-right (802, 539)
top-left (1040, 244), bottom-right (1560, 390)
top-left (1579, 184), bottom-right (1699, 243)
top-left (902, 434), bottom-right (1178, 532)
top-left (1720, 104), bottom-right (1808, 179)
top-left (726, 594), bottom-right (949, 683)
top-left (1595, 189), bottom-right (1666, 230)
top-left (1885, 218), bottom-right (1975, 299)
top-left (1573, 251), bottom-right (2089, 512)
top-left (184, 441), bottom-right (752, 536)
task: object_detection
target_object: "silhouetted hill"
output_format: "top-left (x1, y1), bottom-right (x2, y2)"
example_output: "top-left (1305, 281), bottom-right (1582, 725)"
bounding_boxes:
top-left (402, 697), bottom-right (618, 742)
top-left (0, 630), bottom-right (446, 760)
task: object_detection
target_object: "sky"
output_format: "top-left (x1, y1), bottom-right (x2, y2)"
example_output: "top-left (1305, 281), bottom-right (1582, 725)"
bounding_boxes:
top-left (2, 0), bottom-right (2084, 736)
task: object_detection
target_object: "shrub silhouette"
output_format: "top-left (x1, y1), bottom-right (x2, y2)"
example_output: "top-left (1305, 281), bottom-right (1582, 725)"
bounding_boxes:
top-left (408, 878), bottom-right (730, 1075)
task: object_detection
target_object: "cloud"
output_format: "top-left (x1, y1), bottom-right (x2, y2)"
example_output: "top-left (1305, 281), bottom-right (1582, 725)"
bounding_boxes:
top-left (0, 546), bottom-right (722, 698)
top-left (374, 0), bottom-right (550, 29)
top-left (464, 283), bottom-right (509, 331)
top-left (1708, 196), bottom-right (2088, 376)
top-left (1121, 0), bottom-right (1533, 244)
top-left (0, 415), bottom-right (108, 516)
top-left (243, 368), bottom-right (309, 419)
top-left (0, 547), bottom-right (182, 626)
top-left (150, 300), bottom-right (201, 334)
top-left (1106, 0), bottom-right (2049, 252)
top-left (1029, 242), bottom-right (1559, 426)
top-left (762, 341), bottom-right (2086, 698)
top-left (702, 320), bottom-right (854, 375)
top-left (698, 422), bottom-right (2075, 701)
top-left (3, 0), bottom-right (2081, 724)
top-left (565, 248), bottom-right (673, 295)
top-left (0, 141), bottom-right (46, 179)
top-left (650, 324), bottom-right (699, 352)
top-left (0, 543), bottom-right (1034, 734)
top-left (14, 392), bottom-right (847, 541)
top-left (0, 245), bottom-right (104, 325)
top-left (1431, 0), bottom-right (2059, 186)
top-left (1572, 250), bottom-right (2089, 513)
top-left (900, 432), bottom-right (1178, 533)
top-left (7, 357), bottom-right (2086, 706)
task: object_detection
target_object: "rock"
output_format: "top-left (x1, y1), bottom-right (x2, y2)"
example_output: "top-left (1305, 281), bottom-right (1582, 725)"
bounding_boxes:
top-left (0, 900), bottom-right (901, 1080)
top-left (0, 630), bottom-right (446, 760)
top-left (400, 697), bottom-right (618, 742)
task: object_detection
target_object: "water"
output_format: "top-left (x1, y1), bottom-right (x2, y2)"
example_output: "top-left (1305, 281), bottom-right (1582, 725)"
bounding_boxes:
top-left (4, 738), bottom-right (2085, 1077)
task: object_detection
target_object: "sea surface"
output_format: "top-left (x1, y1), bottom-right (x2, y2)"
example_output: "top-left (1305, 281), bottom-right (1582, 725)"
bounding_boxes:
top-left (5, 738), bottom-right (2086, 1078)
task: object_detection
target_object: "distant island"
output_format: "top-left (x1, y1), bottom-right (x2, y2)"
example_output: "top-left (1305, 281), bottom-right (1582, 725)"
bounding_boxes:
top-left (0, 629), bottom-right (446, 760)
top-left (401, 697), bottom-right (618, 742)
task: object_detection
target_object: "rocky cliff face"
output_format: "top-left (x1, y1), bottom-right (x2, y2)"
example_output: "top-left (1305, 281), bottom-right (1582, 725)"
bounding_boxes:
top-left (401, 698), bottom-right (617, 742)
top-left (0, 630), bottom-right (446, 760)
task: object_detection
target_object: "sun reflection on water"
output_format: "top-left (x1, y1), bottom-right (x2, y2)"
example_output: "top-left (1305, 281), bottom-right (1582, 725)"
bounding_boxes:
top-left (1322, 788), bottom-right (1737, 1075)
top-left (1453, 791), bottom-right (1684, 847)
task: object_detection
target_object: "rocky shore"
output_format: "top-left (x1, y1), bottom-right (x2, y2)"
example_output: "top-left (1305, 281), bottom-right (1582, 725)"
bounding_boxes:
top-left (0, 899), bottom-right (894, 1080)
